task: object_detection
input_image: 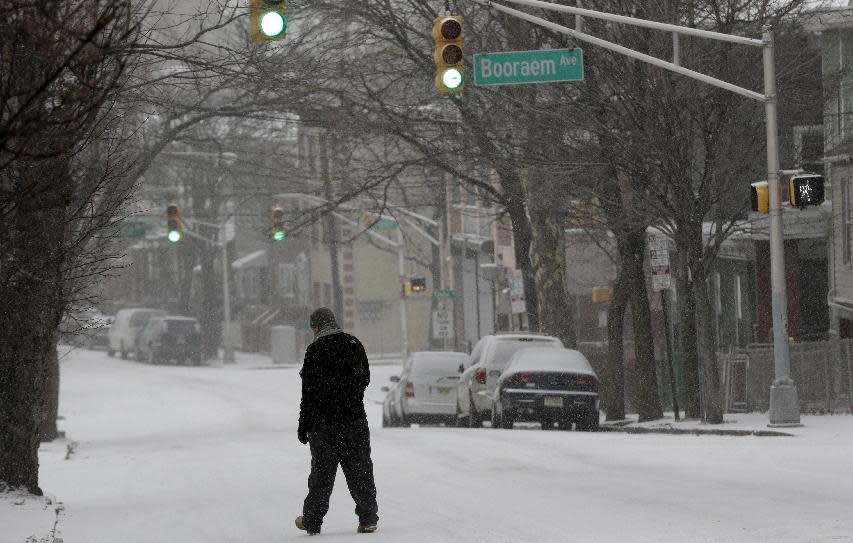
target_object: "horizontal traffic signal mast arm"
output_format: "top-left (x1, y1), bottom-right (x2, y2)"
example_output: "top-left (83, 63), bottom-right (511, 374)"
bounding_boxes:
top-left (467, 0), bottom-right (766, 102)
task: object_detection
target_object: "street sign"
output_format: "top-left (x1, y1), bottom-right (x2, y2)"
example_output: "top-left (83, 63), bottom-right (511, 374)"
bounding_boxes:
top-left (432, 308), bottom-right (454, 340)
top-left (473, 48), bottom-right (583, 86)
top-left (647, 233), bottom-right (672, 291)
top-left (432, 288), bottom-right (457, 300)
top-left (107, 221), bottom-right (151, 238)
top-left (510, 269), bottom-right (527, 314)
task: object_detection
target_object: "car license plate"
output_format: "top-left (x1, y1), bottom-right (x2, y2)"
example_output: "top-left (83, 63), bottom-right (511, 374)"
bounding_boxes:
top-left (436, 387), bottom-right (451, 395)
top-left (544, 396), bottom-right (564, 408)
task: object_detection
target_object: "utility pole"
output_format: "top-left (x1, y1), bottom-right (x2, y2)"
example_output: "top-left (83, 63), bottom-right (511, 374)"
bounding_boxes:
top-left (321, 129), bottom-right (344, 321)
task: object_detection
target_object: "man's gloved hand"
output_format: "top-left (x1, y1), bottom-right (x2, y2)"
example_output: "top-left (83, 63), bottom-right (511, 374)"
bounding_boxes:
top-left (298, 426), bottom-right (309, 445)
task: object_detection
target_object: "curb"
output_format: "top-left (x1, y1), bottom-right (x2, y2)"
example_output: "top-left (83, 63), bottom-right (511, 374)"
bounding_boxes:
top-left (597, 425), bottom-right (793, 437)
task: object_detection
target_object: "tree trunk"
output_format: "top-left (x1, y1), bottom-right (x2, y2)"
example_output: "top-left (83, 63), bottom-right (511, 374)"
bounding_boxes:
top-left (502, 182), bottom-right (539, 332)
top-left (605, 265), bottom-right (628, 421)
top-left (626, 229), bottom-right (663, 422)
top-left (38, 337), bottom-right (60, 442)
top-left (694, 271), bottom-right (724, 423)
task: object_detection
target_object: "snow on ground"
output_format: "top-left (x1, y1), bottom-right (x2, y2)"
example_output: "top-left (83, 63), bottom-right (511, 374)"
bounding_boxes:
top-left (3, 347), bottom-right (853, 543)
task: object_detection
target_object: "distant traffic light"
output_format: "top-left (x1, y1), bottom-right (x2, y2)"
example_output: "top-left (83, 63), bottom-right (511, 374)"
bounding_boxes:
top-left (250, 0), bottom-right (287, 42)
top-left (750, 181), bottom-right (769, 214)
top-left (433, 12), bottom-right (464, 94)
top-left (271, 206), bottom-right (285, 241)
top-left (166, 203), bottom-right (183, 243)
top-left (788, 174), bottom-right (824, 209)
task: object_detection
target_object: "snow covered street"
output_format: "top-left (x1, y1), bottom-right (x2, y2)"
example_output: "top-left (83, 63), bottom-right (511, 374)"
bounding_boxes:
top-left (5, 348), bottom-right (853, 542)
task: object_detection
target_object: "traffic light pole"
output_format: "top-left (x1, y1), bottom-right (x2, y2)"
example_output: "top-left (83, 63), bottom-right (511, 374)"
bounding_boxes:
top-left (468, 0), bottom-right (800, 425)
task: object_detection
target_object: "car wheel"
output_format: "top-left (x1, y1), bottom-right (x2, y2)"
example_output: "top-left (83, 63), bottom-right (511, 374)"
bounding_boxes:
top-left (455, 401), bottom-right (469, 428)
top-left (468, 396), bottom-right (482, 429)
top-left (192, 354), bottom-right (202, 366)
top-left (558, 419), bottom-right (573, 431)
top-left (541, 416), bottom-right (554, 430)
top-left (577, 412), bottom-right (600, 432)
top-left (107, 348), bottom-right (115, 357)
top-left (399, 412), bottom-right (411, 428)
top-left (499, 403), bottom-right (515, 430)
top-left (148, 348), bottom-right (160, 365)
top-left (120, 342), bottom-right (128, 360)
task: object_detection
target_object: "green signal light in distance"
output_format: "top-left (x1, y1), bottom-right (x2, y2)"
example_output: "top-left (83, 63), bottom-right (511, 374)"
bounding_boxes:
top-left (273, 231), bottom-right (285, 241)
top-left (168, 230), bottom-right (182, 243)
top-left (260, 11), bottom-right (286, 37)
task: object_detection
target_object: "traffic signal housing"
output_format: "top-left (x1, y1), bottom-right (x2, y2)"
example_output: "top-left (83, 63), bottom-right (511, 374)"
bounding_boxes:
top-left (750, 181), bottom-right (769, 214)
top-left (788, 173), bottom-right (824, 209)
top-left (271, 206), bottom-right (286, 241)
top-left (410, 276), bottom-right (427, 293)
top-left (433, 12), bottom-right (464, 94)
top-left (250, 0), bottom-right (287, 42)
top-left (166, 203), bottom-right (183, 243)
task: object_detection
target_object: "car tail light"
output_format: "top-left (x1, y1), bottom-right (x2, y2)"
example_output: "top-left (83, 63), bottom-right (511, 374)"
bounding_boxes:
top-left (510, 373), bottom-right (534, 384)
top-left (474, 368), bottom-right (487, 385)
top-left (576, 375), bottom-right (595, 386)
top-left (405, 382), bottom-right (414, 398)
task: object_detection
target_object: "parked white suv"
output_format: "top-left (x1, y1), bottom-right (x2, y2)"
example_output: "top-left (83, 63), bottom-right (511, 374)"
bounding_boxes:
top-left (382, 351), bottom-right (469, 427)
top-left (455, 333), bottom-right (563, 427)
top-left (108, 308), bottom-right (166, 359)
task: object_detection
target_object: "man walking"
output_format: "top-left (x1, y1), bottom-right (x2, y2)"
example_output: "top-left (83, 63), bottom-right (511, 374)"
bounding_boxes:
top-left (296, 308), bottom-right (379, 536)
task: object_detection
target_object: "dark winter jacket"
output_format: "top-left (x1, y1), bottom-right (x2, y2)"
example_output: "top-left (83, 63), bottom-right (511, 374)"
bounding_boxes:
top-left (298, 330), bottom-right (370, 441)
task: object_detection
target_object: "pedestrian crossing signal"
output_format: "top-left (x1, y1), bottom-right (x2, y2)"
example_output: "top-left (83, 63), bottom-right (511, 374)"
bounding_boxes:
top-left (788, 174), bottom-right (824, 209)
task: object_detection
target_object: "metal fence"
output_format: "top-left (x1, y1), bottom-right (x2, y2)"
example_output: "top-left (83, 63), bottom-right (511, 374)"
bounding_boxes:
top-left (727, 340), bottom-right (853, 413)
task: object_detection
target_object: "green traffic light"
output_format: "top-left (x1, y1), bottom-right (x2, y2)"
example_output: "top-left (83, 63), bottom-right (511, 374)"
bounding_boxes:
top-left (168, 230), bottom-right (182, 243)
top-left (442, 67), bottom-right (463, 90)
top-left (273, 230), bottom-right (285, 241)
top-left (259, 11), bottom-right (286, 37)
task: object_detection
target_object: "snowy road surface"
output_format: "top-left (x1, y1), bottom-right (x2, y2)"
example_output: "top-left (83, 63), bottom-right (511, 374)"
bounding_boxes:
top-left (8, 348), bottom-right (853, 542)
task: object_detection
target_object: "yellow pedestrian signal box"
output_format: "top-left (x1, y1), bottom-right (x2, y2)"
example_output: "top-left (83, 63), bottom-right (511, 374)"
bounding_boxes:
top-left (433, 12), bottom-right (464, 94)
top-left (788, 174), bottom-right (824, 209)
top-left (591, 286), bottom-right (611, 303)
top-left (250, 0), bottom-right (287, 42)
top-left (750, 181), bottom-right (769, 214)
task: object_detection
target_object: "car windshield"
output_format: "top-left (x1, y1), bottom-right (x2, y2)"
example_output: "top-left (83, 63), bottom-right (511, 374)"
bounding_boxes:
top-left (411, 354), bottom-right (468, 376)
top-left (165, 320), bottom-right (198, 335)
top-left (491, 339), bottom-right (560, 371)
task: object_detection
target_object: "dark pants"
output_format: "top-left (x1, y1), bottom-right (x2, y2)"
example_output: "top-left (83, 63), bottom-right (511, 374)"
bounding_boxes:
top-left (302, 418), bottom-right (378, 530)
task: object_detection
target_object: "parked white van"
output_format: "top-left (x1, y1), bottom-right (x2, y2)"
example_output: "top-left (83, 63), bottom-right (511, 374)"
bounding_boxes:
top-left (108, 308), bottom-right (166, 359)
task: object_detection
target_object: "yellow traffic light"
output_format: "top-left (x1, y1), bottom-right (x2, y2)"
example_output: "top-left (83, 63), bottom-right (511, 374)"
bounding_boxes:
top-left (250, 0), bottom-right (287, 42)
top-left (410, 276), bottom-right (427, 293)
top-left (788, 174), bottom-right (824, 209)
top-left (271, 206), bottom-right (285, 241)
top-left (403, 280), bottom-right (413, 296)
top-left (166, 203), bottom-right (183, 243)
top-left (433, 12), bottom-right (464, 94)
top-left (750, 181), bottom-right (769, 214)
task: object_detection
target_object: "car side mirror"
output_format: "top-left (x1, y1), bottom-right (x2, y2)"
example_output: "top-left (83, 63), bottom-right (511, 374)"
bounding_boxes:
top-left (458, 364), bottom-right (465, 374)
top-left (381, 386), bottom-right (390, 393)
top-left (390, 375), bottom-right (400, 383)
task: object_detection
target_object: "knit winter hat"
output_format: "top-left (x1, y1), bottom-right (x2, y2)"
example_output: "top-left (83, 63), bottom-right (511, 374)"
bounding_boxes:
top-left (309, 307), bottom-right (338, 329)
